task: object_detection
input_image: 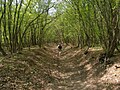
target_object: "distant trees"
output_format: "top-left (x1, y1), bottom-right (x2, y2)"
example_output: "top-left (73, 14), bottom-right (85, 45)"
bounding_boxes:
top-left (95, 0), bottom-right (120, 58)
top-left (0, 0), bottom-right (119, 58)
top-left (57, 0), bottom-right (120, 58)
top-left (0, 0), bottom-right (7, 56)
top-left (90, 0), bottom-right (120, 58)
top-left (0, 0), bottom-right (60, 55)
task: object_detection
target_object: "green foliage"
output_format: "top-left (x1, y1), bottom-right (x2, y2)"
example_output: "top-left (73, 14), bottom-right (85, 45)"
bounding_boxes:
top-left (0, 0), bottom-right (119, 56)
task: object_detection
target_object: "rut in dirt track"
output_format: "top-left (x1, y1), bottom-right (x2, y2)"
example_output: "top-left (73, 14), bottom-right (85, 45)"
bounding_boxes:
top-left (42, 45), bottom-right (119, 90)
top-left (0, 45), bottom-right (119, 90)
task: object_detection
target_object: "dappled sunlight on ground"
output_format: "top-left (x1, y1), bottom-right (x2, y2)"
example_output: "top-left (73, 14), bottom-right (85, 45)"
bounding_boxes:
top-left (89, 47), bottom-right (103, 51)
top-left (0, 44), bottom-right (120, 89)
top-left (100, 64), bottom-right (120, 84)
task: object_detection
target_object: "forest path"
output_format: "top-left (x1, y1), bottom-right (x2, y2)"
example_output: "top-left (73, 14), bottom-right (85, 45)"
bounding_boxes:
top-left (0, 44), bottom-right (120, 90)
top-left (43, 45), bottom-right (120, 90)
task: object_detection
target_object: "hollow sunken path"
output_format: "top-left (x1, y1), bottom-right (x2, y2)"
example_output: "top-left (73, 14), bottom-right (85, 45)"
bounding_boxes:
top-left (0, 44), bottom-right (120, 90)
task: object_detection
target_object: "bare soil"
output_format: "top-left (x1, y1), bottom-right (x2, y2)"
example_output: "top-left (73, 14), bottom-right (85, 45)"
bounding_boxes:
top-left (0, 44), bottom-right (120, 90)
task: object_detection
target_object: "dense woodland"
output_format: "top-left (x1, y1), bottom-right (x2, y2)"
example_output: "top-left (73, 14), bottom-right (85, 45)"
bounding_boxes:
top-left (0, 0), bottom-right (120, 89)
top-left (0, 0), bottom-right (120, 59)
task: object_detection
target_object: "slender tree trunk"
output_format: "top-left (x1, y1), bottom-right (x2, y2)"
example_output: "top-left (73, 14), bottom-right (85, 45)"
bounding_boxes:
top-left (106, 8), bottom-right (119, 58)
top-left (0, 26), bottom-right (6, 56)
top-left (3, 0), bottom-right (9, 48)
top-left (8, 0), bottom-right (13, 53)
top-left (0, 43), bottom-right (7, 56)
top-left (0, 0), bottom-right (6, 56)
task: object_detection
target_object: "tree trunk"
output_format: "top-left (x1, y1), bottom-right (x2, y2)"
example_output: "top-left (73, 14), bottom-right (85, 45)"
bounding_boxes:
top-left (106, 8), bottom-right (119, 58)
top-left (0, 43), bottom-right (7, 56)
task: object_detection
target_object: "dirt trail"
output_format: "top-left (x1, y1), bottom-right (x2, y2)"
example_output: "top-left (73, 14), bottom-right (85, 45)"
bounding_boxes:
top-left (0, 45), bottom-right (120, 90)
top-left (44, 45), bottom-right (120, 90)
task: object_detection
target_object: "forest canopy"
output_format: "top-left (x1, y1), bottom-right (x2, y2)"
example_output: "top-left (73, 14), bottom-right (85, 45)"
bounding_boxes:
top-left (0, 0), bottom-right (120, 58)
